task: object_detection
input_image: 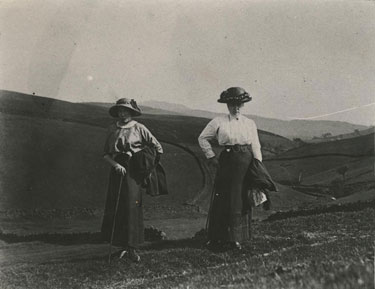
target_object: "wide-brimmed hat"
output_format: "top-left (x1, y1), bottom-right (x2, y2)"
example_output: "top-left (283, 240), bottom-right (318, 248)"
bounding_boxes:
top-left (217, 87), bottom-right (252, 104)
top-left (109, 98), bottom-right (142, 117)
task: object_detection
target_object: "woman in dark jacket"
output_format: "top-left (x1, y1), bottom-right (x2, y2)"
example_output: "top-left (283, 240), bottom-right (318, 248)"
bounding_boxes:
top-left (101, 98), bottom-right (163, 262)
top-left (198, 87), bottom-right (263, 250)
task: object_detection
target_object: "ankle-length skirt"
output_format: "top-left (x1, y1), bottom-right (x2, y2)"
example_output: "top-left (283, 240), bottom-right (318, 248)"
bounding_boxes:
top-left (207, 148), bottom-right (253, 243)
top-left (101, 155), bottom-right (144, 248)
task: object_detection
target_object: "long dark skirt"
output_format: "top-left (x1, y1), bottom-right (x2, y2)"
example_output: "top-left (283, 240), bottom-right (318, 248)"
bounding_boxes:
top-left (101, 155), bottom-right (144, 248)
top-left (208, 148), bottom-right (253, 243)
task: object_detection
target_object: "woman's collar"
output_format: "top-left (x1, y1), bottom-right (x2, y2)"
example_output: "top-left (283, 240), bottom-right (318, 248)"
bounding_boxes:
top-left (116, 120), bottom-right (137, 128)
top-left (228, 114), bottom-right (241, 121)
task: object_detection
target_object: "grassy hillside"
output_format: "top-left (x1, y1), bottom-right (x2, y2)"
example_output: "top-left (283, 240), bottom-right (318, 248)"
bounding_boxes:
top-left (0, 112), bottom-right (203, 211)
top-left (265, 156), bottom-right (371, 183)
top-left (1, 90), bottom-right (372, 215)
top-left (306, 127), bottom-right (375, 143)
top-left (275, 133), bottom-right (374, 159)
top-left (264, 155), bottom-right (374, 202)
top-left (265, 133), bottom-right (374, 188)
top-left (301, 157), bottom-right (375, 186)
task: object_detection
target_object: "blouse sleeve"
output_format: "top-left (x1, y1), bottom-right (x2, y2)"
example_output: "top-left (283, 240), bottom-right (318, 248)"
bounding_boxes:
top-left (251, 121), bottom-right (262, 162)
top-left (198, 118), bottom-right (219, 159)
top-left (139, 124), bottom-right (163, 154)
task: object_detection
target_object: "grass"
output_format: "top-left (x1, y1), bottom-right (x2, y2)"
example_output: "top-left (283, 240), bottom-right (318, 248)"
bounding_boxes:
top-left (264, 156), bottom-right (375, 199)
top-left (274, 133), bottom-right (374, 159)
top-left (0, 113), bottom-right (203, 211)
top-left (1, 208), bottom-right (374, 289)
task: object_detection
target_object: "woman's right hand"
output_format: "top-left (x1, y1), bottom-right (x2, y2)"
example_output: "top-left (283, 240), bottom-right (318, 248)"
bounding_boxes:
top-left (114, 163), bottom-right (127, 176)
top-left (207, 156), bottom-right (219, 169)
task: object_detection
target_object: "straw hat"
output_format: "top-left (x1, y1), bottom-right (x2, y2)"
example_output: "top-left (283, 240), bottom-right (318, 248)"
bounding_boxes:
top-left (109, 98), bottom-right (142, 117)
top-left (217, 87), bottom-right (252, 104)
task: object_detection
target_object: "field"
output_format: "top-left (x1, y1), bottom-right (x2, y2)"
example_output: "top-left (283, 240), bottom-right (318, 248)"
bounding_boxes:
top-left (0, 208), bottom-right (374, 289)
top-left (272, 133), bottom-right (374, 159)
top-left (0, 113), bottom-right (203, 213)
top-left (1, 90), bottom-right (374, 288)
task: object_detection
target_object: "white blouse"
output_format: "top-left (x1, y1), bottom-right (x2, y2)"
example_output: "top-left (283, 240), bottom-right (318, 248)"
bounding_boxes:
top-left (198, 114), bottom-right (262, 161)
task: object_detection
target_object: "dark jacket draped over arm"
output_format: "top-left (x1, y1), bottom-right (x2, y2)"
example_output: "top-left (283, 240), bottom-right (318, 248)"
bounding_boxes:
top-left (246, 159), bottom-right (278, 192)
top-left (130, 146), bottom-right (168, 196)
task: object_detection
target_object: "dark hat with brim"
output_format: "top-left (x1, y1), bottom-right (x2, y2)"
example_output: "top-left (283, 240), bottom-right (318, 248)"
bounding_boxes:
top-left (217, 87), bottom-right (252, 103)
top-left (109, 98), bottom-right (142, 117)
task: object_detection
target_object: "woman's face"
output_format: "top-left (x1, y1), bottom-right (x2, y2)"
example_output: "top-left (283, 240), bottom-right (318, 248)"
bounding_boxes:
top-left (117, 107), bottom-right (132, 121)
top-left (227, 102), bottom-right (244, 116)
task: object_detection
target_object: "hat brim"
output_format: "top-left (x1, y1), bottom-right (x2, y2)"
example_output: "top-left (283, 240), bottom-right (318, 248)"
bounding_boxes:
top-left (217, 97), bottom-right (252, 104)
top-left (109, 104), bottom-right (142, 117)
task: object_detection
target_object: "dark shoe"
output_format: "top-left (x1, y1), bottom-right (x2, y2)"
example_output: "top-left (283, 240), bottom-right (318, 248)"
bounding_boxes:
top-left (205, 240), bottom-right (224, 251)
top-left (205, 240), bottom-right (218, 249)
top-left (119, 249), bottom-right (141, 262)
top-left (129, 249), bottom-right (141, 262)
top-left (231, 242), bottom-right (242, 250)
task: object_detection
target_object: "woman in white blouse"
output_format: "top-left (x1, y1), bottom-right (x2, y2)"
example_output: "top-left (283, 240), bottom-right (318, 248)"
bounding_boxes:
top-left (198, 87), bottom-right (262, 251)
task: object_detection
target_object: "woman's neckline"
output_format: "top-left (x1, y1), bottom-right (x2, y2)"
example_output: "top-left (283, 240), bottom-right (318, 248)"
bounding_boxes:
top-left (116, 120), bottom-right (137, 128)
top-left (228, 114), bottom-right (241, 121)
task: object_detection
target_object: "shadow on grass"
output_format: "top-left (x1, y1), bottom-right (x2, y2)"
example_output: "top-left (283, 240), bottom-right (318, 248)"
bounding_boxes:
top-left (0, 231), bottom-right (206, 250)
top-left (0, 231), bottom-right (104, 245)
top-left (142, 238), bottom-right (205, 251)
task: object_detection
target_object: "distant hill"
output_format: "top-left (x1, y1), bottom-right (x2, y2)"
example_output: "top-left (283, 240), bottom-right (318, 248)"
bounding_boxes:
top-left (301, 156), bottom-right (375, 186)
top-left (265, 132), bottom-right (374, 187)
top-left (138, 100), bottom-right (192, 114)
top-left (263, 132), bottom-right (374, 202)
top-left (86, 101), bottom-right (182, 116)
top-left (338, 188), bottom-right (375, 203)
top-left (141, 100), bottom-right (369, 140)
top-left (273, 133), bottom-right (374, 159)
top-left (305, 127), bottom-right (375, 143)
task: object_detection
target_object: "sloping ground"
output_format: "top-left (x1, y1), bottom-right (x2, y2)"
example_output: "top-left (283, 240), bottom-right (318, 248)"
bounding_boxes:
top-left (301, 157), bottom-right (375, 186)
top-left (0, 113), bottom-right (203, 210)
top-left (338, 189), bottom-right (375, 203)
top-left (266, 184), bottom-right (324, 211)
top-left (265, 155), bottom-right (374, 203)
top-left (306, 127), bottom-right (375, 143)
top-left (264, 156), bottom-right (374, 184)
top-left (264, 133), bottom-right (374, 196)
top-left (274, 133), bottom-right (374, 159)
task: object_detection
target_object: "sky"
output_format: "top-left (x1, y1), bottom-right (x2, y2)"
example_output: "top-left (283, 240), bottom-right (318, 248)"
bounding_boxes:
top-left (1, 0), bottom-right (374, 125)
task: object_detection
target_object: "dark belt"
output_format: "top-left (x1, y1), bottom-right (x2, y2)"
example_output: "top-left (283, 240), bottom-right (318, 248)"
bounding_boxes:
top-left (224, 144), bottom-right (252, 153)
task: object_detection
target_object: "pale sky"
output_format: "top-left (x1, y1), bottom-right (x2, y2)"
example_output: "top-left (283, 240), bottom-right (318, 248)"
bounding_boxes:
top-left (1, 0), bottom-right (374, 125)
